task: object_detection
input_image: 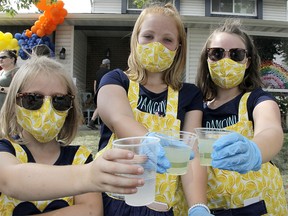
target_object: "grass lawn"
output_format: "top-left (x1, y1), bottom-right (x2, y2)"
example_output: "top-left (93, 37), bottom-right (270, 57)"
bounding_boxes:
top-left (72, 129), bottom-right (100, 155)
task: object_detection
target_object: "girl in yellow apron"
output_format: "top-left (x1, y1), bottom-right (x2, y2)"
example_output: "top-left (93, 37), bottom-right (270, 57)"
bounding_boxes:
top-left (0, 56), bottom-right (102, 215)
top-left (196, 19), bottom-right (288, 215)
top-left (96, 3), bottom-right (210, 216)
top-left (0, 141), bottom-right (92, 215)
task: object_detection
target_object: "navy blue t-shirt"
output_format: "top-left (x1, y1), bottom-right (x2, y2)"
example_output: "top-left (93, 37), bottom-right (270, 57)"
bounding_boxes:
top-left (0, 139), bottom-right (93, 214)
top-left (0, 139), bottom-right (93, 164)
top-left (97, 69), bottom-right (203, 150)
top-left (202, 88), bottom-right (275, 128)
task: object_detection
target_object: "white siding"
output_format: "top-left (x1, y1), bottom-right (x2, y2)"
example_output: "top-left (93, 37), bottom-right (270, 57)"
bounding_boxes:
top-left (180, 0), bottom-right (205, 16)
top-left (263, 0), bottom-right (287, 21)
top-left (91, 0), bottom-right (121, 14)
top-left (55, 25), bottom-right (74, 76)
top-left (179, 0), bottom-right (288, 21)
top-left (74, 31), bottom-right (88, 94)
top-left (186, 27), bottom-right (210, 84)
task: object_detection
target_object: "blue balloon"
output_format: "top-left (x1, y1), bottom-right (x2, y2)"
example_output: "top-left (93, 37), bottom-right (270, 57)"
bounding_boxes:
top-left (21, 53), bottom-right (29, 60)
top-left (43, 36), bottom-right (50, 42)
top-left (17, 31), bottom-right (55, 60)
top-left (18, 39), bottom-right (25, 46)
top-left (14, 33), bottom-right (22, 40)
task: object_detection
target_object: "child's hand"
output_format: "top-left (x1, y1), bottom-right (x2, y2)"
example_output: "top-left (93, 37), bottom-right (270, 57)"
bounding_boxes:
top-left (92, 149), bottom-right (145, 194)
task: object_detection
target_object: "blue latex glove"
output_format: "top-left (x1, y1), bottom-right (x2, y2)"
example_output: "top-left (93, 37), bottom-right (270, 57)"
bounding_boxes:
top-left (211, 132), bottom-right (262, 174)
top-left (142, 133), bottom-right (170, 174)
top-left (138, 140), bottom-right (159, 173)
top-left (188, 206), bottom-right (214, 216)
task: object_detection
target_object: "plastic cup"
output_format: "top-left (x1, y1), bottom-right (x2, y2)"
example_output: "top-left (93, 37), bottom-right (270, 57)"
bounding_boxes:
top-left (155, 130), bottom-right (197, 175)
top-left (112, 136), bottom-right (159, 206)
top-left (195, 128), bottom-right (232, 166)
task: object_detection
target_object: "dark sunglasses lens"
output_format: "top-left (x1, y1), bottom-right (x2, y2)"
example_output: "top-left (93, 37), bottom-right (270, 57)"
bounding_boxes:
top-left (208, 48), bottom-right (224, 61)
top-left (230, 49), bottom-right (246, 62)
top-left (21, 94), bottom-right (44, 110)
top-left (52, 95), bottom-right (72, 111)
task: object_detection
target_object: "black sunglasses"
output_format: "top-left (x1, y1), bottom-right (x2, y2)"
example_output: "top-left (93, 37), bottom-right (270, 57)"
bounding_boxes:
top-left (17, 93), bottom-right (74, 111)
top-left (0, 56), bottom-right (8, 60)
top-left (207, 48), bottom-right (247, 62)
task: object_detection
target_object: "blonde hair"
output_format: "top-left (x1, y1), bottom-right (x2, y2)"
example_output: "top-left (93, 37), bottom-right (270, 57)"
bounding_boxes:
top-left (125, 2), bottom-right (186, 91)
top-left (0, 56), bottom-right (83, 145)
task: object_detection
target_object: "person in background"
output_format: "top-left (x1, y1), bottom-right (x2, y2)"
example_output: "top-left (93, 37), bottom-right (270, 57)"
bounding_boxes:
top-left (83, 93), bottom-right (94, 109)
top-left (96, 3), bottom-right (211, 216)
top-left (0, 49), bottom-right (19, 110)
top-left (87, 58), bottom-right (111, 130)
top-left (0, 56), bottom-right (146, 215)
top-left (196, 18), bottom-right (288, 215)
top-left (31, 44), bottom-right (52, 57)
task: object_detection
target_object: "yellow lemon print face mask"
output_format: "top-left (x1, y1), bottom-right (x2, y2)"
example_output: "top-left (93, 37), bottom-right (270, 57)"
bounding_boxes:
top-left (136, 42), bottom-right (177, 73)
top-left (16, 98), bottom-right (68, 143)
top-left (208, 58), bottom-right (246, 89)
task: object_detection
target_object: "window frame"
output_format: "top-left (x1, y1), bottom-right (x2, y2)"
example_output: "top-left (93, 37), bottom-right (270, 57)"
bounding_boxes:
top-left (122, 0), bottom-right (180, 14)
top-left (205, 0), bottom-right (263, 19)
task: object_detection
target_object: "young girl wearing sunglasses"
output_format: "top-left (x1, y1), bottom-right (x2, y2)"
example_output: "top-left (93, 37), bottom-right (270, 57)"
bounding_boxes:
top-left (0, 56), bottom-right (146, 215)
top-left (0, 49), bottom-right (19, 110)
top-left (196, 19), bottom-right (288, 215)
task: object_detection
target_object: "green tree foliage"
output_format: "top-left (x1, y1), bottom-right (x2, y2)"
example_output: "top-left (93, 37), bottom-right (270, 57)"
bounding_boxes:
top-left (133, 0), bottom-right (148, 8)
top-left (133, 0), bottom-right (170, 9)
top-left (0, 0), bottom-right (56, 16)
top-left (253, 36), bottom-right (288, 64)
top-left (272, 92), bottom-right (288, 129)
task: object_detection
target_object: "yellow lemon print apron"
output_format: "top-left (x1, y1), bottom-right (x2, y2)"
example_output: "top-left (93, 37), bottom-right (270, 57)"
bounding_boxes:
top-left (0, 142), bottom-right (91, 216)
top-left (97, 80), bottom-right (188, 215)
top-left (207, 92), bottom-right (288, 215)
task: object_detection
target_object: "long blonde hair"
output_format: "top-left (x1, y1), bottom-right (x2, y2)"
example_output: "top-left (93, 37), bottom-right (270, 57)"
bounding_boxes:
top-left (0, 56), bottom-right (83, 145)
top-left (126, 2), bottom-right (187, 91)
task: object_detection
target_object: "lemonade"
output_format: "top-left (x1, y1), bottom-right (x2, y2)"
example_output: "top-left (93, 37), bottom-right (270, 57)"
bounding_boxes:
top-left (164, 146), bottom-right (191, 175)
top-left (155, 130), bottom-right (196, 175)
top-left (195, 128), bottom-right (232, 166)
top-left (112, 136), bottom-right (158, 206)
top-left (125, 176), bottom-right (156, 206)
top-left (198, 138), bottom-right (216, 166)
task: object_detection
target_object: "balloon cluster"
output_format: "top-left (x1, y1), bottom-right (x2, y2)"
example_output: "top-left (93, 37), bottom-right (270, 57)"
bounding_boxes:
top-left (15, 32), bottom-right (55, 60)
top-left (25, 0), bottom-right (67, 38)
top-left (0, 31), bottom-right (20, 52)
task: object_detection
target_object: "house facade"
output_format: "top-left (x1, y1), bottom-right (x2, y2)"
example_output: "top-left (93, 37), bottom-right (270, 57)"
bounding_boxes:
top-left (0, 0), bottom-right (288, 95)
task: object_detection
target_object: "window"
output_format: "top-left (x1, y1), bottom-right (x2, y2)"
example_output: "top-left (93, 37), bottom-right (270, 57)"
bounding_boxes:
top-left (206, 0), bottom-right (262, 18)
top-left (122, 0), bottom-right (180, 14)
